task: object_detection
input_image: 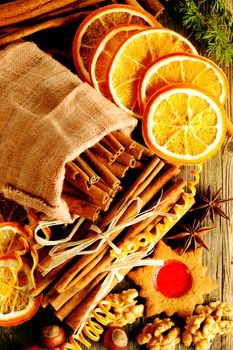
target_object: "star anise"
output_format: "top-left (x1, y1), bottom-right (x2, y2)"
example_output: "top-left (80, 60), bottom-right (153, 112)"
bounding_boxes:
top-left (191, 186), bottom-right (233, 223)
top-left (167, 218), bottom-right (215, 255)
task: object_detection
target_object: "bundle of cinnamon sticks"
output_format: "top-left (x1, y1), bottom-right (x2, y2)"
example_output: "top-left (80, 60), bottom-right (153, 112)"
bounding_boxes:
top-left (30, 137), bottom-right (195, 332)
top-left (62, 130), bottom-right (155, 221)
top-left (0, 0), bottom-right (164, 47)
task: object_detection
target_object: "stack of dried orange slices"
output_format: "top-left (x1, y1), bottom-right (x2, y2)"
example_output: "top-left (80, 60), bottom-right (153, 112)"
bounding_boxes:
top-left (139, 53), bottom-right (229, 164)
top-left (0, 220), bottom-right (43, 326)
top-left (72, 4), bottom-right (229, 165)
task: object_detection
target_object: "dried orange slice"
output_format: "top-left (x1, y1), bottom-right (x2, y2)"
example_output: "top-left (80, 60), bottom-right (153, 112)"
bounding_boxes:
top-left (139, 53), bottom-right (229, 112)
top-left (72, 4), bottom-right (162, 82)
top-left (89, 24), bottom-right (146, 98)
top-left (142, 84), bottom-right (227, 164)
top-left (0, 222), bottom-right (31, 256)
top-left (0, 256), bottom-right (41, 326)
top-left (107, 28), bottom-right (198, 118)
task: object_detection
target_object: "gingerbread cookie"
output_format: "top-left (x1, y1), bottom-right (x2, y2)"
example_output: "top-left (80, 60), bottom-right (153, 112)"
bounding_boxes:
top-left (128, 241), bottom-right (218, 318)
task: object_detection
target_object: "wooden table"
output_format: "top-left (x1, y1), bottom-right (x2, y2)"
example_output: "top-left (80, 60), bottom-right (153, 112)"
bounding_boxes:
top-left (0, 6), bottom-right (232, 350)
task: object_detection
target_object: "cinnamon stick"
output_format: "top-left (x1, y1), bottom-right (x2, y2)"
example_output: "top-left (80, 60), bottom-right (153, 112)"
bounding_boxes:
top-left (83, 149), bottom-right (120, 188)
top-left (0, 0), bottom-right (105, 27)
top-left (54, 272), bottom-right (107, 321)
top-left (66, 195), bottom-right (195, 331)
top-left (134, 160), bottom-right (146, 169)
top-left (144, 202), bottom-right (175, 232)
top-left (120, 178), bottom-right (186, 244)
top-left (124, 0), bottom-right (144, 10)
top-left (38, 217), bottom-right (92, 273)
top-left (33, 0), bottom-right (93, 21)
top-left (128, 141), bottom-right (154, 160)
top-left (111, 131), bottom-right (136, 149)
top-left (115, 151), bottom-right (136, 167)
top-left (105, 133), bottom-right (125, 155)
top-left (30, 219), bottom-right (92, 297)
top-left (102, 164), bottom-right (180, 229)
top-left (100, 156), bottom-right (164, 227)
top-left (49, 248), bottom-right (107, 310)
top-left (54, 163), bottom-right (180, 293)
top-left (91, 143), bottom-right (115, 165)
top-left (100, 138), bottom-right (119, 156)
top-left (30, 261), bottom-right (68, 298)
top-left (62, 176), bottom-right (184, 296)
top-left (62, 194), bottom-right (101, 221)
top-left (65, 161), bottom-right (90, 187)
top-left (63, 181), bottom-right (108, 209)
top-left (140, 144), bottom-right (156, 159)
top-left (125, 144), bottom-right (144, 160)
top-left (36, 158), bottom-right (179, 309)
top-left (101, 133), bottom-right (136, 167)
top-left (111, 185), bottom-right (123, 198)
top-left (66, 172), bottom-right (110, 206)
top-left (140, 0), bottom-right (165, 17)
top-left (51, 158), bottom-right (163, 293)
top-left (92, 152), bottom-right (129, 178)
top-left (41, 165), bottom-right (186, 323)
top-left (95, 179), bottom-right (114, 196)
top-left (65, 273), bottom-right (123, 330)
top-left (150, 195), bottom-right (195, 236)
top-left (0, 12), bottom-right (88, 47)
top-left (51, 233), bottom-right (110, 294)
top-left (132, 161), bottom-right (165, 198)
top-left (74, 156), bottom-right (100, 185)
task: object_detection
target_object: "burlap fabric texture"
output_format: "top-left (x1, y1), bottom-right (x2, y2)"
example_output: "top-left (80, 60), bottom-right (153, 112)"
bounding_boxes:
top-left (0, 41), bottom-right (137, 222)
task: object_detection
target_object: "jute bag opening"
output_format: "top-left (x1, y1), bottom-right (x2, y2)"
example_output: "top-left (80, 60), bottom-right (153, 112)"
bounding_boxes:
top-left (0, 41), bottom-right (137, 222)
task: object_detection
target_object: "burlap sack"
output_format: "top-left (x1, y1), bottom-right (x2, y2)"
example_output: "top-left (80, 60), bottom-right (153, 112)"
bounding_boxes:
top-left (0, 41), bottom-right (137, 222)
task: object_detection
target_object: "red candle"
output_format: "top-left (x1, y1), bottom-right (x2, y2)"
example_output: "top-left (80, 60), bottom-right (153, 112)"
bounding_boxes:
top-left (154, 259), bottom-right (193, 298)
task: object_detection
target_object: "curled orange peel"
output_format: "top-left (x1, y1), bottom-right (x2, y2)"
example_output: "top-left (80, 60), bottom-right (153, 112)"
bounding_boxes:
top-left (69, 166), bottom-right (203, 349)
top-left (0, 210), bottom-right (51, 289)
top-left (187, 164), bottom-right (203, 197)
top-left (110, 165), bottom-right (202, 259)
top-left (24, 209), bottom-right (51, 288)
top-left (70, 299), bottom-right (117, 349)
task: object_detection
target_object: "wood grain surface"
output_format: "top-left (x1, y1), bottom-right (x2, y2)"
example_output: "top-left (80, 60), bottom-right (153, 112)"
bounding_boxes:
top-left (0, 6), bottom-right (232, 350)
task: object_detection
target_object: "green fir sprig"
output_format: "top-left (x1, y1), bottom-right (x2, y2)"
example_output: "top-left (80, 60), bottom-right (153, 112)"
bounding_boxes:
top-left (164, 0), bottom-right (233, 65)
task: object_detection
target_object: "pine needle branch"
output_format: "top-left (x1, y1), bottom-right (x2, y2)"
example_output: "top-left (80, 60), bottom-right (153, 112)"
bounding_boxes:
top-left (163, 0), bottom-right (233, 65)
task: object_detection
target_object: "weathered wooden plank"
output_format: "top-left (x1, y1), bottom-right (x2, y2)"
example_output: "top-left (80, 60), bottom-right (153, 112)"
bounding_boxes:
top-left (0, 6), bottom-right (232, 350)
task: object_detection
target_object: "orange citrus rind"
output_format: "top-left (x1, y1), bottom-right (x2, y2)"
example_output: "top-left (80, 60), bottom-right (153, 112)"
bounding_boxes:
top-left (142, 84), bottom-right (227, 165)
top-left (139, 52), bottom-right (229, 112)
top-left (0, 256), bottom-right (41, 326)
top-left (107, 28), bottom-right (198, 118)
top-left (0, 215), bottom-right (51, 289)
top-left (72, 4), bottom-right (162, 82)
top-left (0, 222), bottom-right (31, 256)
top-left (89, 23), bottom-right (147, 97)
